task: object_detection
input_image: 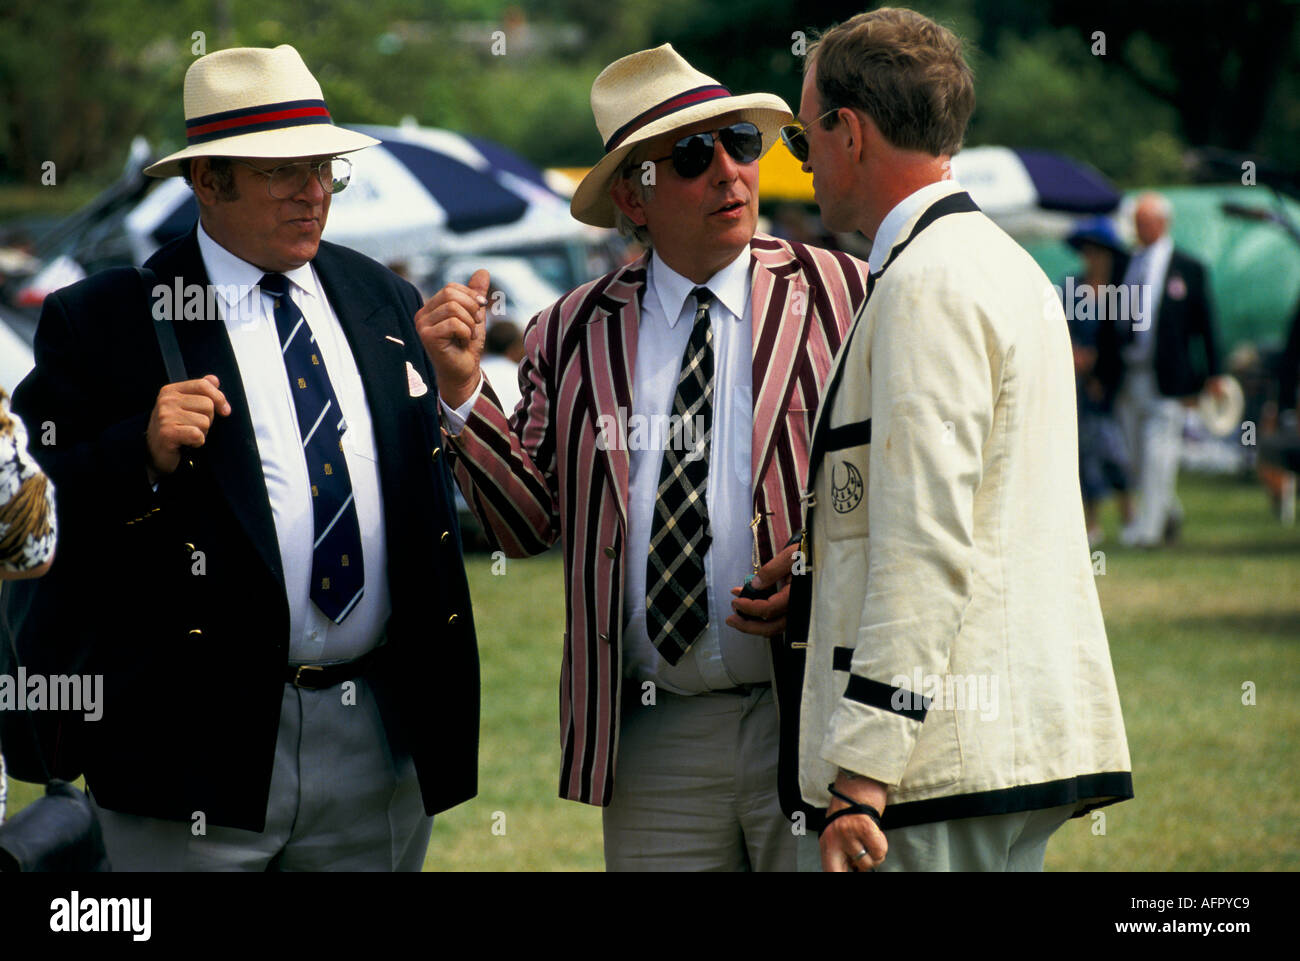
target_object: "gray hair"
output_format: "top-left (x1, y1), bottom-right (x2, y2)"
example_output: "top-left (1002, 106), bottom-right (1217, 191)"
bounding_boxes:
top-left (179, 157), bottom-right (239, 202)
top-left (613, 146), bottom-right (655, 249)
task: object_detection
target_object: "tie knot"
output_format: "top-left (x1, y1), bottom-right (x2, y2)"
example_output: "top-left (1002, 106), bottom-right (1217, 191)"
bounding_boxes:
top-left (259, 272), bottom-right (290, 297)
top-left (691, 287), bottom-right (713, 311)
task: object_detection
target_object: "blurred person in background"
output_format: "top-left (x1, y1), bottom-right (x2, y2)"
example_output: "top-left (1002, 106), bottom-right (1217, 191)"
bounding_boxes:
top-left (1065, 218), bottom-right (1133, 545)
top-left (1115, 192), bottom-right (1224, 547)
top-left (479, 318), bottom-right (526, 415)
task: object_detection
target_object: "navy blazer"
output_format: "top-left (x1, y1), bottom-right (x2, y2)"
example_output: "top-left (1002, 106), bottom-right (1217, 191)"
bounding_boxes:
top-left (1095, 248), bottom-right (1219, 400)
top-left (4, 228), bottom-right (479, 831)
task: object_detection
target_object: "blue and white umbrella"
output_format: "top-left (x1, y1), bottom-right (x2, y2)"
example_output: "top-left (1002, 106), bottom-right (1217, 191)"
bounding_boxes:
top-left (125, 122), bottom-right (592, 265)
top-left (950, 146), bottom-right (1121, 238)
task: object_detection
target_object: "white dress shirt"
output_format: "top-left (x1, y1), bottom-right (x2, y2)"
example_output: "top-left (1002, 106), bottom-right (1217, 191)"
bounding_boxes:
top-left (197, 222), bottom-right (390, 664)
top-left (868, 179), bottom-right (964, 271)
top-left (1121, 233), bottom-right (1173, 368)
top-left (441, 249), bottom-right (769, 693)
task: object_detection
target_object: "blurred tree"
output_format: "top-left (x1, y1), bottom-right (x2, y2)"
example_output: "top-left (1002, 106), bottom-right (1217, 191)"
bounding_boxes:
top-left (2, 0), bottom-right (1294, 194)
top-left (966, 29), bottom-right (1187, 185)
top-left (987, 0), bottom-right (1300, 176)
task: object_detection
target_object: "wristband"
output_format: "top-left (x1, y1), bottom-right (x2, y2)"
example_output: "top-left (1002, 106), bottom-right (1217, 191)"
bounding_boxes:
top-left (822, 783), bottom-right (883, 832)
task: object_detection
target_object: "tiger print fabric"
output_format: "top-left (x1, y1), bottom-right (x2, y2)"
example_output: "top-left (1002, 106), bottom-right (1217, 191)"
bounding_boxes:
top-left (0, 386), bottom-right (57, 573)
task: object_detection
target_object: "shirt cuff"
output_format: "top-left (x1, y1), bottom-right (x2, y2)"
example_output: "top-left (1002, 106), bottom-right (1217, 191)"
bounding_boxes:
top-left (438, 373), bottom-right (485, 434)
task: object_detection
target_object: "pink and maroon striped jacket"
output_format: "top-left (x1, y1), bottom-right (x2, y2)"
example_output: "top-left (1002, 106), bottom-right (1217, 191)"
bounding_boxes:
top-left (448, 234), bottom-right (870, 807)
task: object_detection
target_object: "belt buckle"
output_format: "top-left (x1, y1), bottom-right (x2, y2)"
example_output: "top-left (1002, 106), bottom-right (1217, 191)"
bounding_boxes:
top-left (293, 664), bottom-right (325, 689)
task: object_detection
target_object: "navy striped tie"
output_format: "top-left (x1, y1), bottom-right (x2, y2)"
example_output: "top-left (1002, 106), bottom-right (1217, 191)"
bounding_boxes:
top-left (260, 273), bottom-right (365, 623)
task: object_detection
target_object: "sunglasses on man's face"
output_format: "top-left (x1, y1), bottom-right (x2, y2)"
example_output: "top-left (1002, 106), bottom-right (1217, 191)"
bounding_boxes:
top-left (779, 108), bottom-right (840, 163)
top-left (648, 122), bottom-right (763, 179)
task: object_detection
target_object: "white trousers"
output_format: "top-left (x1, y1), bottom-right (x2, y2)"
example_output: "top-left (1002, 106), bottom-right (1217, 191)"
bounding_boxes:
top-left (1115, 369), bottom-right (1185, 544)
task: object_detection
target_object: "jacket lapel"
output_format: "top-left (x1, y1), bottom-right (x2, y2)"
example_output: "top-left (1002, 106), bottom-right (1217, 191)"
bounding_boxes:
top-left (749, 240), bottom-right (812, 494)
top-left (154, 230), bottom-right (285, 588)
top-left (580, 257), bottom-right (645, 528)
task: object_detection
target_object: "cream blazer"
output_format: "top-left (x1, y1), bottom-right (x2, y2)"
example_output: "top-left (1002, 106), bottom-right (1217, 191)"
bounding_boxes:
top-left (796, 185), bottom-right (1133, 828)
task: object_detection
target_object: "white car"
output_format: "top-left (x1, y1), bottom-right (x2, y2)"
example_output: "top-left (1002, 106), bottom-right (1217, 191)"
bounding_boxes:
top-left (0, 312), bottom-right (35, 393)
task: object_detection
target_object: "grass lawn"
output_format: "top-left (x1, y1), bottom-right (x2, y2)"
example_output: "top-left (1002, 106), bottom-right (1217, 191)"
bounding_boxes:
top-left (5, 472), bottom-right (1296, 870)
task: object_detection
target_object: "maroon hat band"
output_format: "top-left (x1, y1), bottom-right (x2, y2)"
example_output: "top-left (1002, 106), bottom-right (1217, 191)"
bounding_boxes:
top-left (602, 84), bottom-right (732, 153)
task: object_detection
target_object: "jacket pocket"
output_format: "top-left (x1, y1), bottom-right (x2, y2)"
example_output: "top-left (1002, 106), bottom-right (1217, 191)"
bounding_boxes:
top-left (898, 702), bottom-right (964, 792)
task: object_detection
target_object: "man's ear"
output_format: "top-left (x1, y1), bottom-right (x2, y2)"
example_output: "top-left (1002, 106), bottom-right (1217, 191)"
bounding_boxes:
top-left (609, 174), bottom-right (649, 227)
top-left (190, 157), bottom-right (224, 208)
top-left (839, 109), bottom-right (869, 166)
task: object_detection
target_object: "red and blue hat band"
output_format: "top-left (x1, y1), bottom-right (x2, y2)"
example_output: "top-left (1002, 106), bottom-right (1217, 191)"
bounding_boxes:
top-left (603, 85), bottom-right (733, 153)
top-left (185, 99), bottom-right (332, 145)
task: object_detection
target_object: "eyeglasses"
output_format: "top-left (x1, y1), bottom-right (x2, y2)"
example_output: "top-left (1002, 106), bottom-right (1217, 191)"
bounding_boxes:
top-left (779, 109), bottom-right (840, 163)
top-left (647, 122), bottom-right (763, 179)
top-left (230, 157), bottom-right (352, 199)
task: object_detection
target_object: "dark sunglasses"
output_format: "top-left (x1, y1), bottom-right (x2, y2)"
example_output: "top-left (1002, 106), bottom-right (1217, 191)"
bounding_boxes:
top-left (779, 109), bottom-right (839, 163)
top-left (648, 122), bottom-right (763, 179)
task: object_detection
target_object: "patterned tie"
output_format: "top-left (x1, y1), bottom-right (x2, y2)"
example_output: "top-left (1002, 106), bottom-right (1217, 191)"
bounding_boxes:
top-left (260, 273), bottom-right (365, 623)
top-left (646, 286), bottom-right (715, 665)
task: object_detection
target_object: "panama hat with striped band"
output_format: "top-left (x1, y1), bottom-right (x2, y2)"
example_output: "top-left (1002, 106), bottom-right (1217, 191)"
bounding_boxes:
top-left (570, 44), bottom-right (791, 228)
top-left (144, 45), bottom-right (380, 179)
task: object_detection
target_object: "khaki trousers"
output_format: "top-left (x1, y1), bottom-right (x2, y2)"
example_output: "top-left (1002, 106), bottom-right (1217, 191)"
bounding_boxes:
top-left (603, 685), bottom-right (796, 871)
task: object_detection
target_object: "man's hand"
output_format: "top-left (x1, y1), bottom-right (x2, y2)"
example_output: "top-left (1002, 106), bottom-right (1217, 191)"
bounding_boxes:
top-left (726, 541), bottom-right (798, 637)
top-left (820, 770), bottom-right (889, 872)
top-left (415, 269), bottom-right (490, 409)
top-left (146, 374), bottom-right (230, 481)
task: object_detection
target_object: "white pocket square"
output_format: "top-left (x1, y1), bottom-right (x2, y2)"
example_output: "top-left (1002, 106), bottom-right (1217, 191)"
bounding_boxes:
top-left (406, 361), bottom-right (429, 397)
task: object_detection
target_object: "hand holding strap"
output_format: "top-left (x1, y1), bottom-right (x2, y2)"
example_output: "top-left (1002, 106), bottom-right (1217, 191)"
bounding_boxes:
top-left (823, 783), bottom-right (883, 831)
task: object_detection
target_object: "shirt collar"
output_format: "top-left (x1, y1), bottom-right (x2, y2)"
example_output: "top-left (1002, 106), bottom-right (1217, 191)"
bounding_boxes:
top-left (1140, 234), bottom-right (1173, 260)
top-left (196, 220), bottom-right (319, 311)
top-left (868, 179), bottom-right (964, 273)
top-left (648, 246), bottom-right (751, 328)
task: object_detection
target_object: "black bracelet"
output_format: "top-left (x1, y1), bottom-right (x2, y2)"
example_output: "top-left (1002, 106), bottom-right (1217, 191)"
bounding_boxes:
top-left (822, 784), bottom-right (883, 831)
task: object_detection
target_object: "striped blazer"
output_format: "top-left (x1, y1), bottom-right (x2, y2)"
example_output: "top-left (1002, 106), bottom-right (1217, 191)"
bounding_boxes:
top-left (448, 233), bottom-right (869, 807)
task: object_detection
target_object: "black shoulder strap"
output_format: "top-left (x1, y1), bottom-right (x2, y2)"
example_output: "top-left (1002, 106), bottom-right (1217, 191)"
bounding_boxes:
top-left (136, 267), bottom-right (187, 384)
top-left (806, 190), bottom-right (981, 474)
top-left (873, 190), bottom-right (980, 277)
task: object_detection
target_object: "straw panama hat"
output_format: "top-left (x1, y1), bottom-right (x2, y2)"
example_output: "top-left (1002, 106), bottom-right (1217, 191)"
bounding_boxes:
top-left (570, 44), bottom-right (792, 228)
top-left (144, 45), bottom-right (380, 179)
top-left (1197, 374), bottom-right (1244, 437)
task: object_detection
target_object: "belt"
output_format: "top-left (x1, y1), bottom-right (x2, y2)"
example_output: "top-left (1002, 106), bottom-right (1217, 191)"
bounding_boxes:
top-left (286, 648), bottom-right (380, 690)
top-left (707, 682), bottom-right (771, 696)
top-left (623, 679), bottom-right (770, 700)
